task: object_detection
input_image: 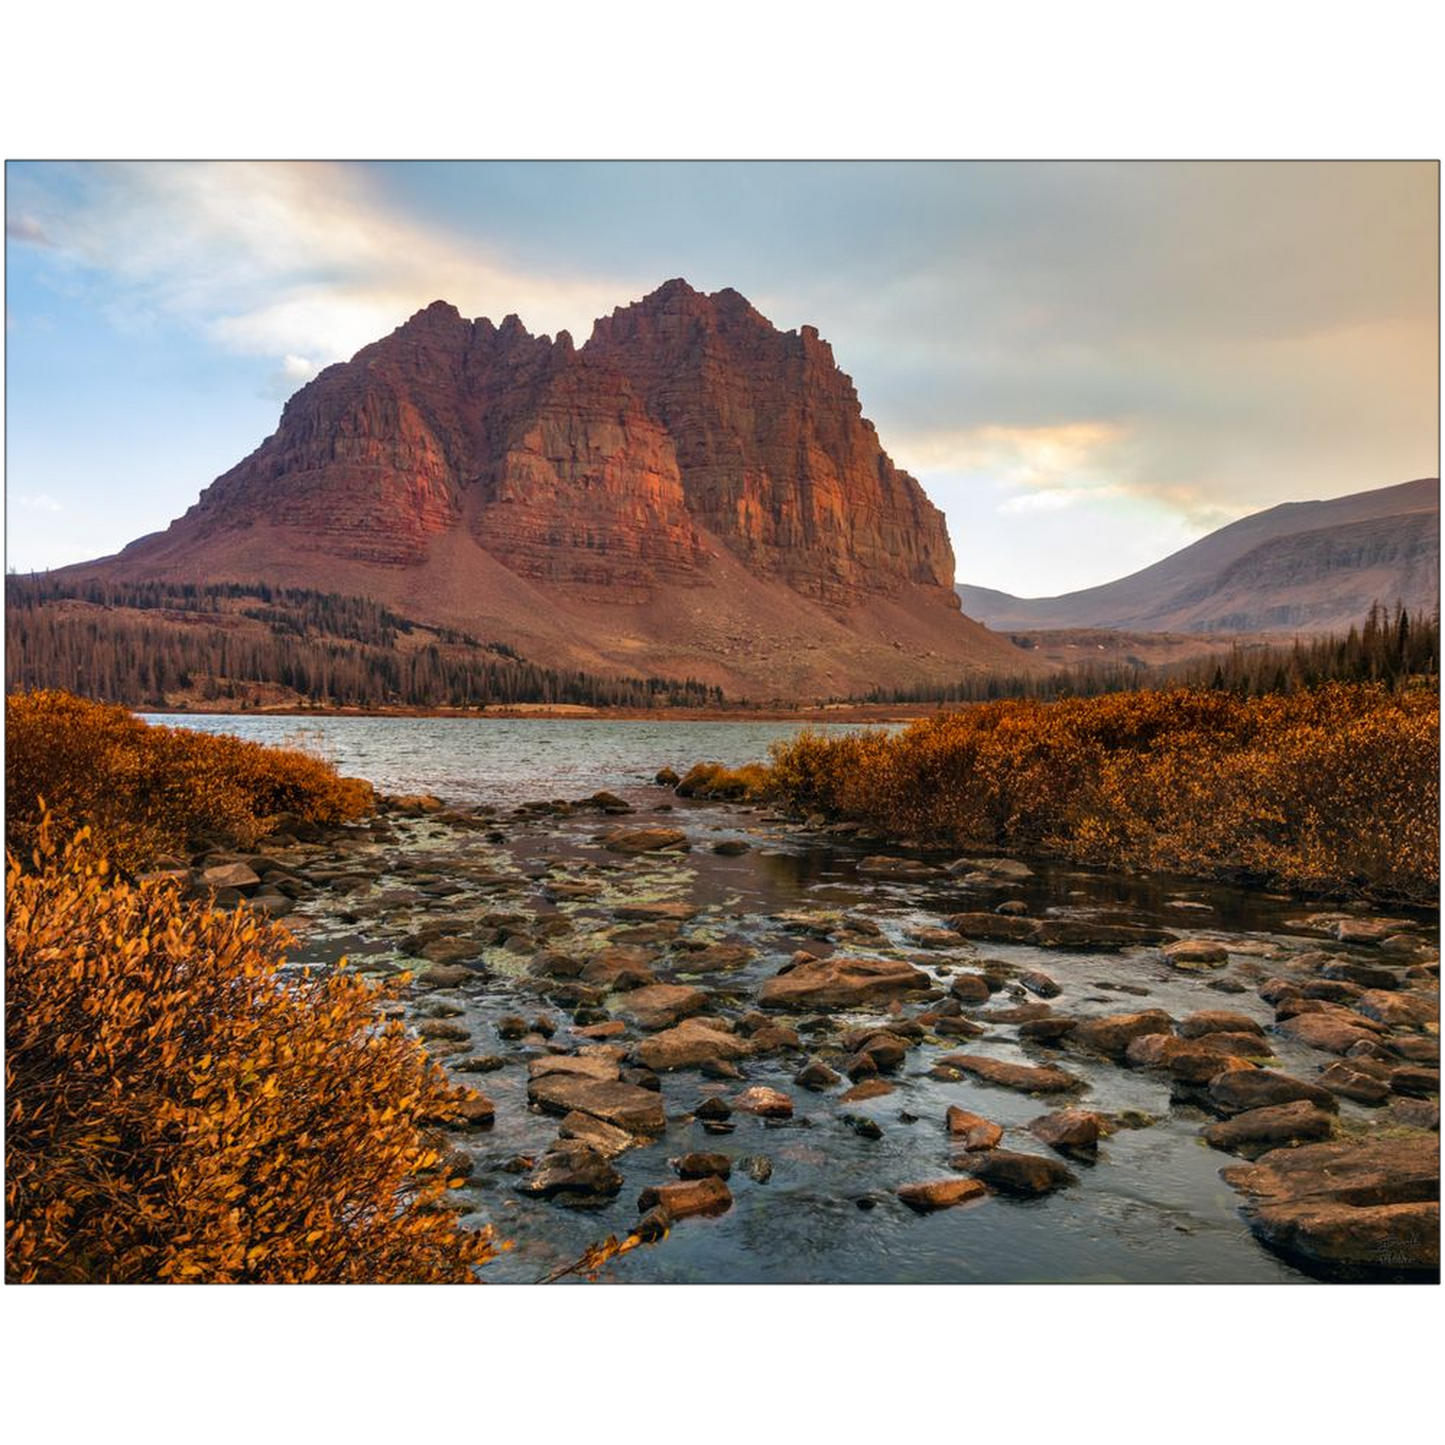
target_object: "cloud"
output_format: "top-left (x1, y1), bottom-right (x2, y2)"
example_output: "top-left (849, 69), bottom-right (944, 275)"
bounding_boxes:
top-left (8, 162), bottom-right (636, 369)
top-left (6, 214), bottom-right (53, 246)
top-left (13, 492), bottom-right (63, 512)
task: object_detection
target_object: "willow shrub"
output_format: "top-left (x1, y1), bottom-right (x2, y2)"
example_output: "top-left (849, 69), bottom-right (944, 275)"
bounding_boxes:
top-left (5, 689), bottom-right (374, 869)
top-left (767, 684), bottom-right (1439, 900)
top-left (6, 815), bottom-right (500, 1283)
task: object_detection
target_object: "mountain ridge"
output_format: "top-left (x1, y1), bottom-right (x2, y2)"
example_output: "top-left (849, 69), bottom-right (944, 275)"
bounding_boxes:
top-left (69, 281), bottom-right (1022, 699)
top-left (957, 477), bottom-right (1440, 634)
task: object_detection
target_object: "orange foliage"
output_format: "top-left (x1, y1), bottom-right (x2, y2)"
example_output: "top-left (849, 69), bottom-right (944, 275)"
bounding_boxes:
top-left (5, 815), bottom-right (500, 1283)
top-left (5, 689), bottom-right (373, 869)
top-left (767, 685), bottom-right (1440, 900)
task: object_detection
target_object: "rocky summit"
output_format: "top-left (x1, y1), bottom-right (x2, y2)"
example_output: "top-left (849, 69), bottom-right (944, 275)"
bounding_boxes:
top-left (73, 280), bottom-right (1021, 698)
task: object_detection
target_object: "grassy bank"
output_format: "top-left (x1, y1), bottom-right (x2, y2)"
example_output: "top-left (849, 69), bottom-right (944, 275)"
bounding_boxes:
top-left (767, 683), bottom-right (1440, 902)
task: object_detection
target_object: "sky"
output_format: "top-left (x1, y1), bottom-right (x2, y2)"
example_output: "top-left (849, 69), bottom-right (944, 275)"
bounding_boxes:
top-left (4, 159), bottom-right (1438, 595)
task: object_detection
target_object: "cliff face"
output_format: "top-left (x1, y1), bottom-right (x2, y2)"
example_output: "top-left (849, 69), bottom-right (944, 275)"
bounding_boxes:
top-left (84, 282), bottom-right (1019, 697)
top-left (586, 280), bottom-right (957, 604)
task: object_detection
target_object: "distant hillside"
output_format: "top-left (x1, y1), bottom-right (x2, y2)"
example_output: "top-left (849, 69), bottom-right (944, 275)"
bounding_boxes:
top-left (958, 477), bottom-right (1439, 634)
top-left (4, 577), bottom-right (723, 711)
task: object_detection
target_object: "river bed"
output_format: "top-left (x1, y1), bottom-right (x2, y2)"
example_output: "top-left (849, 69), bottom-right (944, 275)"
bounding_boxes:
top-left (152, 714), bottom-right (1441, 1284)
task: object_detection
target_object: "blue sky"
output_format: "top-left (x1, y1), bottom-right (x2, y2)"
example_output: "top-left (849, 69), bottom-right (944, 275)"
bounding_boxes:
top-left (5, 160), bottom-right (1438, 594)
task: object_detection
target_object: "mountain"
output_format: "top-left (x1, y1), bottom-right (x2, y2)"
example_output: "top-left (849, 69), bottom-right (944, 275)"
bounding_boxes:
top-left (957, 478), bottom-right (1440, 635)
top-left (67, 280), bottom-right (1022, 699)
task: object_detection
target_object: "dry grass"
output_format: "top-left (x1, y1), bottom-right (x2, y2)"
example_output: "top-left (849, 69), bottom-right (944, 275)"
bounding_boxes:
top-left (767, 684), bottom-right (1439, 901)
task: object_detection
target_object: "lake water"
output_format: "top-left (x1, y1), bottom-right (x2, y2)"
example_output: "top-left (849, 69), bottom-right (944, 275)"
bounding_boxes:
top-left (145, 714), bottom-right (865, 805)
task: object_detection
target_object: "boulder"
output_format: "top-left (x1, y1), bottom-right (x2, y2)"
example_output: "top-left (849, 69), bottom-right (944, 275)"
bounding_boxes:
top-left (1035, 920), bottom-right (1176, 950)
top-left (1206, 1069), bottom-right (1340, 1117)
top-left (945, 1106), bottom-right (1004, 1150)
top-left (897, 1178), bottom-right (989, 1213)
top-left (1069, 1009), bottom-right (1174, 1059)
top-left (733, 1086), bottom-right (794, 1119)
top-left (795, 1058), bottom-right (843, 1091)
top-left (527, 1054), bottom-right (620, 1084)
top-left (1028, 1108), bottom-right (1110, 1155)
top-left (634, 1018), bottom-right (753, 1072)
top-left (956, 1148), bottom-right (1077, 1197)
top-left (1163, 939), bottom-right (1229, 970)
top-left (949, 973), bottom-right (993, 1004)
top-left (637, 1175), bottom-right (733, 1220)
top-left (673, 1151), bottom-right (732, 1180)
top-left (1019, 969), bottom-right (1062, 999)
top-left (1222, 1135), bottom-right (1440, 1273)
top-left (614, 983), bottom-right (709, 1031)
top-left (1318, 1060), bottom-right (1392, 1105)
top-left (518, 1141), bottom-right (624, 1203)
top-left (1202, 1101), bottom-right (1337, 1154)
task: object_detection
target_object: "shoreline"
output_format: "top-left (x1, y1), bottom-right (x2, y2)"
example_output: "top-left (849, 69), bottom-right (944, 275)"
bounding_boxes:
top-left (134, 702), bottom-right (946, 724)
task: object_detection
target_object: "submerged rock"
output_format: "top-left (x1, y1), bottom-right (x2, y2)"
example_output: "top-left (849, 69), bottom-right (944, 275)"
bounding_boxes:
top-left (941, 1054), bottom-right (1085, 1094)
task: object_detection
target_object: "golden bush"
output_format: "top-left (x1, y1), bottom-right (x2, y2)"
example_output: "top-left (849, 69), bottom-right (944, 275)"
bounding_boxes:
top-left (6, 815), bottom-right (499, 1283)
top-left (767, 685), bottom-right (1439, 900)
top-left (5, 690), bottom-right (373, 869)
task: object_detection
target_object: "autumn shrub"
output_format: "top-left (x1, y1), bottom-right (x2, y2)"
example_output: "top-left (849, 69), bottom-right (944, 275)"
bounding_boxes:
top-left (6, 814), bottom-right (499, 1283)
top-left (674, 760), bottom-right (771, 801)
top-left (5, 689), bottom-right (373, 869)
top-left (767, 685), bottom-right (1440, 900)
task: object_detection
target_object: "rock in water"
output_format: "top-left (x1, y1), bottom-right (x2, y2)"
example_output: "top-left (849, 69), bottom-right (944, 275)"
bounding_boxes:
top-left (897, 1178), bottom-right (988, 1213)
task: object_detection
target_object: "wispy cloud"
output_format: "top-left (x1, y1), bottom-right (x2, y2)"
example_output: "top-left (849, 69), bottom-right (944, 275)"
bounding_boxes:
top-left (6, 214), bottom-right (53, 246)
top-left (13, 492), bottom-right (63, 512)
top-left (9, 162), bottom-right (634, 368)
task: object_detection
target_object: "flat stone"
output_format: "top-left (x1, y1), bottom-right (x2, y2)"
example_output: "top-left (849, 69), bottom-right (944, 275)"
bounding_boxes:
top-left (758, 955), bottom-right (931, 1011)
top-left (526, 1074), bottom-right (666, 1134)
top-left (1278, 1010), bottom-right (1384, 1054)
top-left (527, 1055), bottom-right (621, 1084)
top-left (613, 900), bottom-right (698, 922)
top-left (200, 862), bottom-right (262, 892)
top-left (1318, 1060), bottom-right (1392, 1105)
top-left (601, 826), bottom-right (688, 854)
top-left (857, 856), bottom-right (940, 880)
top-left (941, 1054), bottom-right (1085, 1094)
top-left (557, 1111), bottom-right (637, 1159)
top-left (945, 913), bottom-right (1038, 943)
top-left (1019, 969), bottom-right (1062, 999)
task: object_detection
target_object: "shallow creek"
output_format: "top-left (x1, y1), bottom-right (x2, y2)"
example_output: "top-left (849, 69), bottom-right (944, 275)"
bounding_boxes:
top-left (267, 784), bottom-right (1437, 1284)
